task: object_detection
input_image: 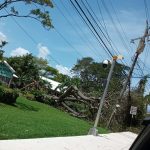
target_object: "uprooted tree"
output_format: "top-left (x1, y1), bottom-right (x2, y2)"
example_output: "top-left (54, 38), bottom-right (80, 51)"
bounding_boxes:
top-left (5, 54), bottom-right (148, 131)
top-left (0, 0), bottom-right (53, 29)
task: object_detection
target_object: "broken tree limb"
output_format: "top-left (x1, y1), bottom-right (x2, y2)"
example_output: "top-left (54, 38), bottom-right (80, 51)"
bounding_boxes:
top-left (61, 102), bottom-right (88, 118)
top-left (58, 86), bottom-right (74, 100)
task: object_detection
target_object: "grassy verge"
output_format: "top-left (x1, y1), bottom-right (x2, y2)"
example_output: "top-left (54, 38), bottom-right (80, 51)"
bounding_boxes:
top-left (0, 97), bottom-right (108, 139)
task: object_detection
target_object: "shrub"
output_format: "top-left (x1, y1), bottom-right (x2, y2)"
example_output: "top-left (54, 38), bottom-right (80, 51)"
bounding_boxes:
top-left (33, 90), bottom-right (55, 105)
top-left (24, 92), bottom-right (35, 101)
top-left (0, 86), bottom-right (19, 104)
top-left (34, 90), bottom-right (45, 103)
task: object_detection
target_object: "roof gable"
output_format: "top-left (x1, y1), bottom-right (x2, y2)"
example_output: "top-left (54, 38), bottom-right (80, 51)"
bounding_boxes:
top-left (0, 60), bottom-right (15, 73)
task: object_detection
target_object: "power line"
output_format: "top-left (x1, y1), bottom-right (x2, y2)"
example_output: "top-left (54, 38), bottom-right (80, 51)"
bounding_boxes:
top-left (70, 0), bottom-right (114, 58)
top-left (96, 0), bottom-right (109, 38)
top-left (81, 0), bottom-right (129, 70)
top-left (101, 0), bottom-right (145, 79)
top-left (81, 0), bottom-right (119, 56)
top-left (60, 0), bottom-right (107, 60)
top-left (54, 28), bottom-right (83, 58)
top-left (54, 0), bottom-right (103, 60)
top-left (144, 0), bottom-right (150, 21)
top-left (109, 0), bottom-right (132, 55)
top-left (4, 8), bottom-right (66, 69)
top-left (108, 0), bottom-right (149, 78)
top-left (101, 0), bottom-right (130, 54)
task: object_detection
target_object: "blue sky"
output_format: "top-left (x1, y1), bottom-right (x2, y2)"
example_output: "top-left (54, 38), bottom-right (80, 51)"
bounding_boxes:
top-left (0, 0), bottom-right (150, 93)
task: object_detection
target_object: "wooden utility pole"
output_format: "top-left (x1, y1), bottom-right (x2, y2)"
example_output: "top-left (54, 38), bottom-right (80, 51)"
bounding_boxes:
top-left (107, 21), bottom-right (150, 128)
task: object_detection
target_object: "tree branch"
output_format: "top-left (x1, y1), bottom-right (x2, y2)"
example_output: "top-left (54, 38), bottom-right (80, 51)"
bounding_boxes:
top-left (0, 13), bottom-right (42, 24)
top-left (0, 0), bottom-right (23, 10)
top-left (0, 0), bottom-right (53, 10)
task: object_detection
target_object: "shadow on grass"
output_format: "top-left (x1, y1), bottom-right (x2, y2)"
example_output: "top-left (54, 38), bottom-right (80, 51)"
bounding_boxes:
top-left (16, 102), bottom-right (39, 112)
top-left (0, 100), bottom-right (39, 111)
top-left (2, 102), bottom-right (39, 112)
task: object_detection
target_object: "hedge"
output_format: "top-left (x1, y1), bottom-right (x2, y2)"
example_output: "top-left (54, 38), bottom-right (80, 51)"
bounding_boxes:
top-left (0, 86), bottom-right (19, 104)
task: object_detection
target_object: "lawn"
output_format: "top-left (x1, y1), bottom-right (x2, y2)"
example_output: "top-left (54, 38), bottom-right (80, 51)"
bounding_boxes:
top-left (0, 97), bottom-right (107, 139)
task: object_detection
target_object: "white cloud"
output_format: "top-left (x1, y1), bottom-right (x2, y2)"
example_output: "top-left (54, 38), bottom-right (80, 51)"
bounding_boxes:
top-left (37, 43), bottom-right (50, 59)
top-left (11, 47), bottom-right (30, 57)
top-left (56, 65), bottom-right (74, 77)
top-left (0, 32), bottom-right (7, 45)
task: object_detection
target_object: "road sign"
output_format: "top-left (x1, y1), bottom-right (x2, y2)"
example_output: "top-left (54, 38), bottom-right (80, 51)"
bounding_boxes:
top-left (130, 106), bottom-right (137, 115)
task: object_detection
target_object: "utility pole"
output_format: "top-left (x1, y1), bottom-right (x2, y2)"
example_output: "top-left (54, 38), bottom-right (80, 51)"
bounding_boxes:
top-left (88, 55), bottom-right (123, 136)
top-left (107, 21), bottom-right (150, 128)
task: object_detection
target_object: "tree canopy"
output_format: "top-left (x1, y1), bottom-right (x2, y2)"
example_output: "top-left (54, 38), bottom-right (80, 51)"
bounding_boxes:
top-left (72, 57), bottom-right (129, 97)
top-left (0, 0), bottom-right (54, 29)
top-left (7, 54), bottom-right (39, 87)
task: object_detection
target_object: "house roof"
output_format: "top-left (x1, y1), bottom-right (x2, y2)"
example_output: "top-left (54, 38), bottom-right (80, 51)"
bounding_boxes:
top-left (0, 60), bottom-right (18, 78)
top-left (40, 76), bottom-right (61, 91)
top-left (0, 60), bottom-right (15, 73)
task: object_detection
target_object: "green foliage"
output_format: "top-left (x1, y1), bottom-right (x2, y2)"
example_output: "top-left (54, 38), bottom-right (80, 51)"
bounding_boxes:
top-left (34, 57), bottom-right (48, 70)
top-left (0, 41), bottom-right (8, 60)
top-left (0, 80), bottom-right (2, 86)
top-left (122, 76), bottom-right (148, 128)
top-left (33, 90), bottom-right (55, 105)
top-left (0, 86), bottom-right (19, 104)
top-left (33, 57), bottom-right (59, 78)
top-left (131, 76), bottom-right (148, 123)
top-left (0, 50), bottom-right (4, 60)
top-left (72, 57), bottom-right (128, 97)
top-left (0, 0), bottom-right (54, 29)
top-left (0, 97), bottom-right (108, 139)
top-left (7, 54), bottom-right (40, 88)
top-left (34, 90), bottom-right (45, 103)
top-left (24, 92), bottom-right (35, 101)
top-left (45, 66), bottom-right (59, 76)
top-left (53, 73), bottom-right (69, 83)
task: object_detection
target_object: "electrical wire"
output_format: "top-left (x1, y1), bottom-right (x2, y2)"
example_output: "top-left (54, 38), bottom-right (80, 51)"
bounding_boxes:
top-left (108, 0), bottom-right (150, 81)
top-left (70, 0), bottom-right (113, 58)
top-left (54, 0), bottom-right (103, 60)
top-left (144, 0), bottom-right (150, 22)
top-left (81, 0), bottom-right (120, 56)
top-left (81, 0), bottom-right (129, 72)
top-left (4, 8), bottom-right (74, 76)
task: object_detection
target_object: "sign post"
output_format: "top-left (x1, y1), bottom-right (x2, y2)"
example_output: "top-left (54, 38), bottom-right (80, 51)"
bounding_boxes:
top-left (129, 106), bottom-right (137, 128)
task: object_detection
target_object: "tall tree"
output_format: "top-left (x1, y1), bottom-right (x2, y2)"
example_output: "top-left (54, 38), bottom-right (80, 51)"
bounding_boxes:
top-left (7, 54), bottom-right (39, 87)
top-left (0, 0), bottom-right (53, 29)
top-left (71, 57), bottom-right (130, 123)
top-left (72, 57), bottom-right (128, 97)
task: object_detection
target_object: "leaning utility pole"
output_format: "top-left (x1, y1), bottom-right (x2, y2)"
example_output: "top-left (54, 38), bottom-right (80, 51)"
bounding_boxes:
top-left (119, 21), bottom-right (149, 102)
top-left (107, 21), bottom-right (150, 128)
top-left (88, 55), bottom-right (123, 136)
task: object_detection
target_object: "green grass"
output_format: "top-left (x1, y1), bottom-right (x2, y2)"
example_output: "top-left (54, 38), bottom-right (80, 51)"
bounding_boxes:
top-left (0, 97), bottom-right (107, 139)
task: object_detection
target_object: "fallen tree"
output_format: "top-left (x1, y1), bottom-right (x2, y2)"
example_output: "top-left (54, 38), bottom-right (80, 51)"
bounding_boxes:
top-left (21, 81), bottom-right (111, 120)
